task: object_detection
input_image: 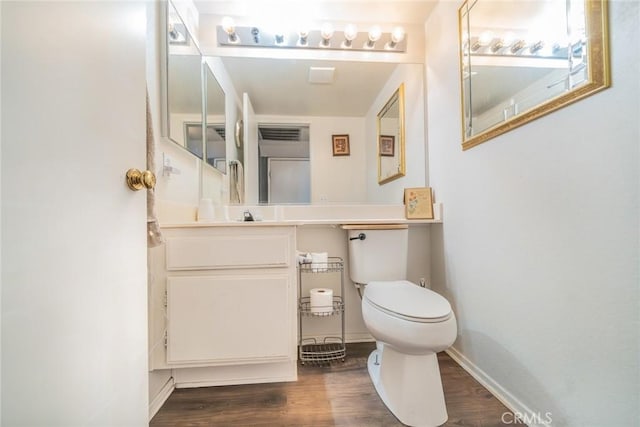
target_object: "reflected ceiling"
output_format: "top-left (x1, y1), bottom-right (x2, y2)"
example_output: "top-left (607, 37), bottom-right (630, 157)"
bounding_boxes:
top-left (193, 0), bottom-right (437, 117)
top-left (220, 57), bottom-right (399, 116)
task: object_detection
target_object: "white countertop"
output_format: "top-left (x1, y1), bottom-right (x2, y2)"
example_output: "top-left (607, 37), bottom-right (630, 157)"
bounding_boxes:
top-left (161, 218), bottom-right (441, 228)
top-left (158, 203), bottom-right (443, 228)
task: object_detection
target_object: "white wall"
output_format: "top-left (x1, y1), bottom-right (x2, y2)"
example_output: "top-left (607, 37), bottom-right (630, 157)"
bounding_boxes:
top-left (425, 1), bottom-right (639, 425)
top-left (256, 115), bottom-right (367, 203)
top-left (366, 63), bottom-right (427, 203)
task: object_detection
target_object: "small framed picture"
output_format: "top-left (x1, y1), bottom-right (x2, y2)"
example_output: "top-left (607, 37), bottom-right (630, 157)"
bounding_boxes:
top-left (379, 135), bottom-right (395, 156)
top-left (332, 134), bottom-right (350, 156)
top-left (404, 187), bottom-right (434, 219)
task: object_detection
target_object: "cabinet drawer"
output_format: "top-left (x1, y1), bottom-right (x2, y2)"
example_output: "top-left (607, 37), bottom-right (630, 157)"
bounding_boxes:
top-left (166, 234), bottom-right (291, 270)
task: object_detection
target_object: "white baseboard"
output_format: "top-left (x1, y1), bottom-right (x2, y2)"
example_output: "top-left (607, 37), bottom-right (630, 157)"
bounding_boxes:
top-left (148, 377), bottom-right (175, 421)
top-left (445, 347), bottom-right (552, 427)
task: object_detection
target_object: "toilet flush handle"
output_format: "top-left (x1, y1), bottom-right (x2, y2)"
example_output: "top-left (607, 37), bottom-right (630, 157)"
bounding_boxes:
top-left (349, 233), bottom-right (366, 241)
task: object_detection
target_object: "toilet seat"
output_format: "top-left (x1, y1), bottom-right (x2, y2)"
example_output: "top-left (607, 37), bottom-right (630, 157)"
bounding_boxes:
top-left (364, 280), bottom-right (452, 323)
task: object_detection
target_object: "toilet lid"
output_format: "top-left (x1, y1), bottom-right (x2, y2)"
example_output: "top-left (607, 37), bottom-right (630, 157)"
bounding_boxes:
top-left (364, 280), bottom-right (452, 321)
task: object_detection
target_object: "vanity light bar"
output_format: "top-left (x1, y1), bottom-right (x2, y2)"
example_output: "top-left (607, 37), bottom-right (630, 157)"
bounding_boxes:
top-left (468, 35), bottom-right (581, 60)
top-left (216, 25), bottom-right (407, 53)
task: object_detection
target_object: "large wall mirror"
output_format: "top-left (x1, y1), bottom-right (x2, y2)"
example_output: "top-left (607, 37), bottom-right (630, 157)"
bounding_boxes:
top-left (181, 1), bottom-right (436, 205)
top-left (165, 1), bottom-right (227, 174)
top-left (458, 0), bottom-right (610, 150)
top-left (166, 1), bottom-right (204, 159)
top-left (378, 84), bottom-right (406, 184)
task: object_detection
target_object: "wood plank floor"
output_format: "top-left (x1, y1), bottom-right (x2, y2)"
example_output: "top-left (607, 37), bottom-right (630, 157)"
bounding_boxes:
top-left (151, 343), bottom-right (511, 426)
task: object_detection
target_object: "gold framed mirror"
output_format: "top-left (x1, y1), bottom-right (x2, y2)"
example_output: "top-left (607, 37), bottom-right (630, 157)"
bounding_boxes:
top-left (377, 84), bottom-right (406, 184)
top-left (458, 0), bottom-right (610, 150)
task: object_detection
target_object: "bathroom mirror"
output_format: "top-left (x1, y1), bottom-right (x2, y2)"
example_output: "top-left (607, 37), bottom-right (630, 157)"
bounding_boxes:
top-left (377, 84), bottom-right (406, 185)
top-left (204, 64), bottom-right (226, 173)
top-left (220, 57), bottom-right (418, 202)
top-left (166, 1), bottom-right (204, 159)
top-left (458, 0), bottom-right (610, 150)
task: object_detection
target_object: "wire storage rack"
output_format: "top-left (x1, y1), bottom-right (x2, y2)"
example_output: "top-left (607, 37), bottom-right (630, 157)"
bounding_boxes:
top-left (298, 257), bottom-right (346, 364)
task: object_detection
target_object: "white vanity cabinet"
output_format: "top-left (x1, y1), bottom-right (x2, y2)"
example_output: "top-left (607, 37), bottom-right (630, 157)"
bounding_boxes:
top-left (149, 225), bottom-right (298, 387)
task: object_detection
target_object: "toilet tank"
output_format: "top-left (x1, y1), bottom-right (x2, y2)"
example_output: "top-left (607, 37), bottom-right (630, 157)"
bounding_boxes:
top-left (346, 226), bottom-right (408, 284)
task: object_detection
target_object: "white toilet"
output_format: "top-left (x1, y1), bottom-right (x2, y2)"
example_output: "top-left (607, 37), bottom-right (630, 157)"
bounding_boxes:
top-left (345, 225), bottom-right (457, 427)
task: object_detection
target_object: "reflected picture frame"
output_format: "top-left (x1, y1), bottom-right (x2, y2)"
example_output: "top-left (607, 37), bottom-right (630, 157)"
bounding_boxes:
top-left (332, 134), bottom-right (350, 156)
top-left (379, 135), bottom-right (395, 157)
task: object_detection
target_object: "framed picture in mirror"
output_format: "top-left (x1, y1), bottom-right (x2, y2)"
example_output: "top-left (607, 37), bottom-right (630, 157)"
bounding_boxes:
top-left (379, 135), bottom-right (395, 156)
top-left (332, 134), bottom-right (350, 156)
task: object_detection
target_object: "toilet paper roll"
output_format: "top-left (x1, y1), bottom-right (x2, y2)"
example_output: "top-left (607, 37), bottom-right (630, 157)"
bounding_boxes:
top-left (310, 252), bottom-right (328, 272)
top-left (309, 288), bottom-right (333, 314)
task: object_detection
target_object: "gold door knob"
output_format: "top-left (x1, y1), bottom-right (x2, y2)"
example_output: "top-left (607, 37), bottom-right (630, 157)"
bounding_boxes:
top-left (126, 168), bottom-right (156, 191)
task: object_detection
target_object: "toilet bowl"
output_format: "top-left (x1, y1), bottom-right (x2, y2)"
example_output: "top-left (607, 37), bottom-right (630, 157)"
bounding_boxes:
top-left (362, 280), bottom-right (457, 427)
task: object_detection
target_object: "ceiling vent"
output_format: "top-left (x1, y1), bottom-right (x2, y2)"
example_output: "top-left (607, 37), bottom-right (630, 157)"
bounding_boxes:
top-left (213, 126), bottom-right (225, 139)
top-left (259, 126), bottom-right (302, 141)
top-left (308, 66), bottom-right (335, 84)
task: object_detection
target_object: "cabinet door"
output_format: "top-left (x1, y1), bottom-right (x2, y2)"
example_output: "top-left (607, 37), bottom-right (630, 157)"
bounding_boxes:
top-left (167, 273), bottom-right (292, 366)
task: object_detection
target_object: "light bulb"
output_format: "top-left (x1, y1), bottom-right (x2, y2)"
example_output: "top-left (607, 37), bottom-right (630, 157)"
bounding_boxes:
top-left (168, 23), bottom-right (178, 41)
top-left (368, 26), bottom-right (382, 42)
top-left (343, 24), bottom-right (358, 48)
top-left (502, 32), bottom-right (516, 47)
top-left (320, 23), bottom-right (334, 47)
top-left (221, 16), bottom-right (237, 43)
top-left (250, 27), bottom-right (260, 44)
top-left (298, 28), bottom-right (309, 46)
top-left (490, 39), bottom-right (504, 52)
top-left (510, 39), bottom-right (526, 53)
top-left (344, 24), bottom-right (358, 41)
top-left (274, 31), bottom-right (285, 46)
top-left (391, 26), bottom-right (405, 44)
top-left (364, 25), bottom-right (382, 49)
top-left (221, 16), bottom-right (235, 34)
top-left (366, 25), bottom-right (382, 48)
top-left (321, 23), bottom-right (334, 40)
top-left (386, 26), bottom-right (405, 49)
top-left (529, 40), bottom-right (544, 54)
top-left (477, 31), bottom-right (493, 46)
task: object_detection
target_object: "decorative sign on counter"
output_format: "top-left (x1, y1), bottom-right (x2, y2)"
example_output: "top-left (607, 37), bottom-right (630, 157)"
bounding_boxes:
top-left (404, 187), bottom-right (434, 219)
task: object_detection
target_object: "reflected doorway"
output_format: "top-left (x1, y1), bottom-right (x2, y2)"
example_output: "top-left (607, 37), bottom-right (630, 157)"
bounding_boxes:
top-left (258, 124), bottom-right (310, 204)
